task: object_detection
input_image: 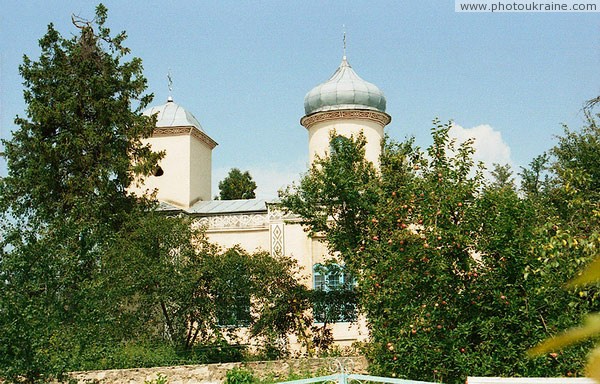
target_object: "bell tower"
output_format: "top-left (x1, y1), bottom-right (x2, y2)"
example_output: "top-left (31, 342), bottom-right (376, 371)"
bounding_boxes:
top-left (138, 97), bottom-right (217, 208)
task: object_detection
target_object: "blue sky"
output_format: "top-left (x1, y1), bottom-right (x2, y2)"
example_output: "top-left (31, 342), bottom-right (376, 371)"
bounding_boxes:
top-left (1, 1), bottom-right (598, 198)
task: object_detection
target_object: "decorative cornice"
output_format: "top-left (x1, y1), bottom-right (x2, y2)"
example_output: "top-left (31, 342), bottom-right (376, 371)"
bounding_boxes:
top-left (194, 213), bottom-right (269, 230)
top-left (191, 129), bottom-right (218, 149)
top-left (152, 126), bottom-right (218, 149)
top-left (300, 109), bottom-right (391, 129)
top-left (267, 204), bottom-right (300, 222)
top-left (153, 127), bottom-right (192, 137)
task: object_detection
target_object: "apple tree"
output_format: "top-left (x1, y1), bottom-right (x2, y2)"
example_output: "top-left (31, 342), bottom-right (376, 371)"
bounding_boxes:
top-left (281, 120), bottom-right (594, 383)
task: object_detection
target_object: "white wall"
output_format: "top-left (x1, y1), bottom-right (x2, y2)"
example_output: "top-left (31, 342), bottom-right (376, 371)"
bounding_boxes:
top-left (132, 130), bottom-right (213, 208)
top-left (133, 135), bottom-right (191, 208)
top-left (206, 228), bottom-right (270, 253)
top-left (189, 135), bottom-right (213, 203)
top-left (307, 118), bottom-right (385, 167)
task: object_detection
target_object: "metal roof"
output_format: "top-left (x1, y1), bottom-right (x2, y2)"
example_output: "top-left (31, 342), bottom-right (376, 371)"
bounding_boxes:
top-left (186, 199), bottom-right (268, 215)
top-left (156, 199), bottom-right (269, 215)
top-left (143, 97), bottom-right (205, 132)
top-left (304, 56), bottom-right (387, 116)
top-left (156, 201), bottom-right (182, 211)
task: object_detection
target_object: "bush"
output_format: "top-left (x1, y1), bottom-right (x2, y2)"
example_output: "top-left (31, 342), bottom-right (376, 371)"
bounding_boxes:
top-left (68, 340), bottom-right (247, 371)
top-left (225, 367), bottom-right (256, 384)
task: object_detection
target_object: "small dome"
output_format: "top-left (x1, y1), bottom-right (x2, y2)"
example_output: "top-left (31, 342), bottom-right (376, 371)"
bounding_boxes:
top-left (304, 57), bottom-right (386, 116)
top-left (143, 97), bottom-right (205, 132)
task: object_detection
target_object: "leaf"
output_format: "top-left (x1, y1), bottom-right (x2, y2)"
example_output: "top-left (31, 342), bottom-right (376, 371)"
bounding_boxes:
top-left (587, 346), bottom-right (600, 382)
top-left (528, 313), bottom-right (600, 355)
top-left (568, 256), bottom-right (600, 287)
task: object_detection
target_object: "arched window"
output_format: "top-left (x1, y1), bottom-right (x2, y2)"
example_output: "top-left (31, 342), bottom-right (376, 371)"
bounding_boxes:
top-left (312, 263), bottom-right (357, 323)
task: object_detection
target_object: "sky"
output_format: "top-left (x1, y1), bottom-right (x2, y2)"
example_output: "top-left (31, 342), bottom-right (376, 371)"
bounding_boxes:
top-left (0, 1), bottom-right (598, 199)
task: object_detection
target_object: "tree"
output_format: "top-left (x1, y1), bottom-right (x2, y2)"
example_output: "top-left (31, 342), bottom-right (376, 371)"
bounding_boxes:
top-left (280, 132), bottom-right (380, 263)
top-left (109, 213), bottom-right (311, 356)
top-left (281, 120), bottom-right (594, 383)
top-left (248, 250), bottom-right (313, 357)
top-left (104, 213), bottom-right (216, 351)
top-left (0, 5), bottom-right (160, 382)
top-left (1, 6), bottom-right (159, 223)
top-left (218, 168), bottom-right (257, 200)
top-left (0, 7), bottom-right (314, 379)
top-left (490, 163), bottom-right (515, 190)
top-left (519, 154), bottom-right (550, 197)
top-left (529, 100), bottom-right (600, 380)
top-left (548, 107), bottom-right (600, 230)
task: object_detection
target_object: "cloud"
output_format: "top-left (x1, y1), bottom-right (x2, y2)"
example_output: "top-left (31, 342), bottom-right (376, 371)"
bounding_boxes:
top-left (449, 123), bottom-right (513, 175)
top-left (212, 157), bottom-right (307, 200)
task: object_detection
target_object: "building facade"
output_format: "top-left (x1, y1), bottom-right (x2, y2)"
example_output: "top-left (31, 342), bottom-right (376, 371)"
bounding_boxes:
top-left (135, 56), bottom-right (391, 349)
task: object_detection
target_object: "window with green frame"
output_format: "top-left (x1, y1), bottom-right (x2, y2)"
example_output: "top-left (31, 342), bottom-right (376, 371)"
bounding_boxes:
top-left (312, 263), bottom-right (357, 323)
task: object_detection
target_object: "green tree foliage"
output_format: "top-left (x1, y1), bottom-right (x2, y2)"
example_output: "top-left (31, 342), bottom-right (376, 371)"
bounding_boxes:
top-left (2, 6), bottom-right (159, 224)
top-left (529, 100), bottom-right (600, 380)
top-left (280, 133), bottom-right (379, 261)
top-left (109, 213), bottom-right (310, 355)
top-left (0, 6), bottom-right (160, 382)
top-left (530, 246), bottom-right (600, 381)
top-left (490, 163), bottom-right (515, 190)
top-left (281, 120), bottom-right (596, 383)
top-left (105, 213), bottom-right (217, 350)
top-left (0, 6), bottom-right (308, 381)
top-left (519, 154), bottom-right (550, 198)
top-left (218, 168), bottom-right (257, 200)
top-left (549, 108), bottom-right (600, 229)
top-left (249, 251), bottom-right (313, 357)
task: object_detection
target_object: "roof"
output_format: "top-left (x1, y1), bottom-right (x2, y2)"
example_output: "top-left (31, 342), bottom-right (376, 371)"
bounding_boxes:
top-left (159, 199), bottom-right (269, 215)
top-left (188, 199), bottom-right (268, 214)
top-left (143, 98), bottom-right (205, 132)
top-left (157, 201), bottom-right (182, 212)
top-left (303, 56), bottom-right (387, 116)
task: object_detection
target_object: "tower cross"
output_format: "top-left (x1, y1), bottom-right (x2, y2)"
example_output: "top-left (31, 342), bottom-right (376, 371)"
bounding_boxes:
top-left (167, 69), bottom-right (173, 101)
top-left (342, 25), bottom-right (347, 57)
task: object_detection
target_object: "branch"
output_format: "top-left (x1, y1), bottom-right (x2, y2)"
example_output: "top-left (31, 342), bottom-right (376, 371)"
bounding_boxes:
top-left (584, 96), bottom-right (600, 112)
top-left (71, 14), bottom-right (91, 30)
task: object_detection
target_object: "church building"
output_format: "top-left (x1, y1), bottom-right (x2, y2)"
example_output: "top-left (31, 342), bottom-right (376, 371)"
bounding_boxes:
top-left (134, 55), bottom-right (391, 349)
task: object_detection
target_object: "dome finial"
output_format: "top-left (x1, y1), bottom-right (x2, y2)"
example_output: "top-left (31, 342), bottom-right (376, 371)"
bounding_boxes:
top-left (342, 24), bottom-right (347, 59)
top-left (167, 69), bottom-right (174, 102)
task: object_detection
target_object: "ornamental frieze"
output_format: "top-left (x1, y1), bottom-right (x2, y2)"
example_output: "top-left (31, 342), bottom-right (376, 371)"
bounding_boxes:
top-left (300, 110), bottom-right (391, 128)
top-left (194, 213), bottom-right (269, 230)
top-left (153, 127), bottom-right (193, 137)
top-left (267, 204), bottom-right (300, 222)
top-left (191, 129), bottom-right (218, 149)
top-left (152, 126), bottom-right (217, 149)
